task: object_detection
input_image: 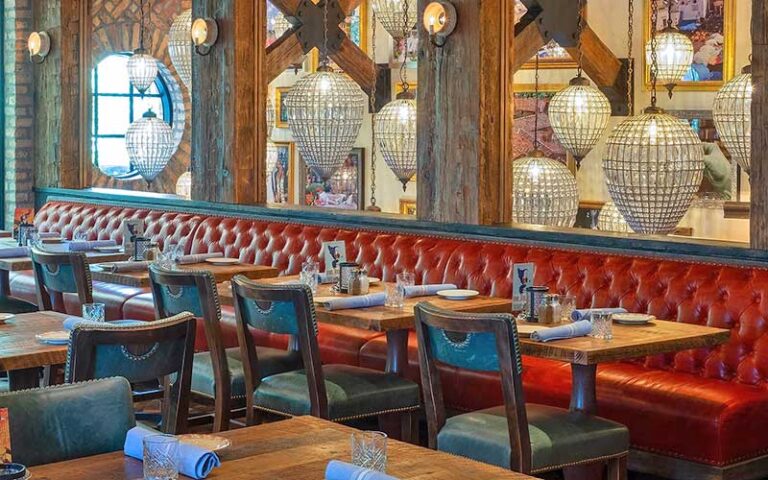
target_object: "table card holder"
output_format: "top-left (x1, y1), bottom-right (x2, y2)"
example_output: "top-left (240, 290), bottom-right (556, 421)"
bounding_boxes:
top-left (512, 263), bottom-right (535, 311)
top-left (132, 237), bottom-right (150, 262)
top-left (321, 240), bottom-right (346, 275)
top-left (121, 219), bottom-right (145, 258)
top-left (338, 262), bottom-right (359, 294)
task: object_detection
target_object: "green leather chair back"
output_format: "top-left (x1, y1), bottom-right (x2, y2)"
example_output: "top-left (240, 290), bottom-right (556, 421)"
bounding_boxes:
top-left (30, 249), bottom-right (93, 313)
top-left (232, 280), bottom-right (316, 336)
top-left (0, 377), bottom-right (134, 467)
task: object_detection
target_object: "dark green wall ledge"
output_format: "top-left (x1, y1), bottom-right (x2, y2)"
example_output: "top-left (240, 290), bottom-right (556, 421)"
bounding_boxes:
top-left (36, 187), bottom-right (768, 268)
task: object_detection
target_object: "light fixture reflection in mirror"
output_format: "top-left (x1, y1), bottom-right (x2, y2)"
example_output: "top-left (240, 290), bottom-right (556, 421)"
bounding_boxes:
top-left (422, 1), bottom-right (456, 47)
top-left (27, 31), bottom-right (51, 63)
top-left (191, 17), bottom-right (218, 55)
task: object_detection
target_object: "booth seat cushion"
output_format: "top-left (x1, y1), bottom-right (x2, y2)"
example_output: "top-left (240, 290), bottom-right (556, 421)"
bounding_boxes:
top-left (9, 272), bottom-right (145, 320)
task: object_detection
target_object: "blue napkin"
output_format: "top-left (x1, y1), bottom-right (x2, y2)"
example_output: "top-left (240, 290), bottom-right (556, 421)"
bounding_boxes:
top-left (67, 240), bottom-right (117, 252)
top-left (322, 293), bottom-right (387, 311)
top-left (531, 320), bottom-right (593, 342)
top-left (124, 424), bottom-right (221, 479)
top-left (318, 272), bottom-right (337, 284)
top-left (0, 247), bottom-right (29, 258)
top-left (37, 232), bottom-right (60, 239)
top-left (571, 308), bottom-right (627, 322)
top-left (402, 284), bottom-right (457, 298)
top-left (63, 316), bottom-right (147, 331)
top-left (325, 460), bottom-right (399, 480)
top-left (176, 252), bottom-right (223, 265)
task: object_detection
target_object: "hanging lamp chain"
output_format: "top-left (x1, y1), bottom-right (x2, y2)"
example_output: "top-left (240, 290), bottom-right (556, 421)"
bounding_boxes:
top-left (321, 0), bottom-right (330, 67)
top-left (649, 0), bottom-right (659, 108)
top-left (575, 0), bottom-right (585, 78)
top-left (368, 9), bottom-right (379, 209)
top-left (399, 0), bottom-right (410, 91)
top-left (533, 54), bottom-right (541, 150)
top-left (627, 0), bottom-right (634, 115)
top-left (139, 0), bottom-right (146, 50)
top-left (666, 0), bottom-right (674, 28)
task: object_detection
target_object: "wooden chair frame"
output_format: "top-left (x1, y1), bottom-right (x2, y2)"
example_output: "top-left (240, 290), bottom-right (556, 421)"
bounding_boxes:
top-left (66, 313), bottom-right (196, 435)
top-left (148, 265), bottom-right (233, 432)
top-left (31, 248), bottom-right (93, 312)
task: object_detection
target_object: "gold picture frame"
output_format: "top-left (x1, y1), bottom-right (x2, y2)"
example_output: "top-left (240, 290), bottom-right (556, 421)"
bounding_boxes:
top-left (399, 198), bottom-right (417, 216)
top-left (268, 142), bottom-right (296, 204)
top-left (274, 87), bottom-right (290, 129)
top-left (643, 0), bottom-right (735, 91)
top-left (395, 82), bottom-right (418, 97)
top-left (311, 0), bottom-right (369, 72)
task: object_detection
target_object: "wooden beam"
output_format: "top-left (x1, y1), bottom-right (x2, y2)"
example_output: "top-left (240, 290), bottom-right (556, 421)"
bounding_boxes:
top-left (270, 0), bottom-right (302, 16)
top-left (338, 0), bottom-right (363, 15)
top-left (501, 0), bottom-right (517, 223)
top-left (192, 0), bottom-right (266, 204)
top-left (266, 29), bottom-right (305, 83)
top-left (562, 25), bottom-right (622, 88)
top-left (417, 0), bottom-right (512, 225)
top-left (751, 0), bottom-right (768, 249)
top-left (512, 20), bottom-right (546, 75)
top-left (329, 37), bottom-right (377, 93)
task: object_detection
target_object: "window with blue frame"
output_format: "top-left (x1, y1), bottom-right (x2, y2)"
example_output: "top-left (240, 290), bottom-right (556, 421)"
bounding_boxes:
top-left (91, 53), bottom-right (173, 179)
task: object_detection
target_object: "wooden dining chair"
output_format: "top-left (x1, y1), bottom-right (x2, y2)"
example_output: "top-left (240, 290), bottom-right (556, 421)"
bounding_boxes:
top-left (148, 265), bottom-right (302, 432)
top-left (414, 302), bottom-right (628, 479)
top-left (65, 312), bottom-right (196, 434)
top-left (232, 275), bottom-right (421, 441)
top-left (30, 248), bottom-right (93, 313)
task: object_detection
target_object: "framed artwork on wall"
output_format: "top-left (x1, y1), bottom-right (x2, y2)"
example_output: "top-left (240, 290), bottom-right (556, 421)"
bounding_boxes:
top-left (274, 87), bottom-right (290, 129)
top-left (267, 142), bottom-right (295, 204)
top-left (299, 148), bottom-right (365, 210)
top-left (399, 198), bottom-right (417, 216)
top-left (512, 90), bottom-right (568, 163)
top-left (644, 0), bottom-right (735, 90)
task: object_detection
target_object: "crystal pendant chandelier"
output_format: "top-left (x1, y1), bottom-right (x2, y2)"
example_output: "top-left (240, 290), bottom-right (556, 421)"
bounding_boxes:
top-left (285, 1), bottom-right (366, 180)
top-left (713, 65), bottom-right (752, 175)
top-left (597, 201), bottom-right (632, 233)
top-left (512, 57), bottom-right (579, 228)
top-left (603, 0), bottom-right (703, 235)
top-left (126, 109), bottom-right (175, 186)
top-left (644, 0), bottom-right (693, 98)
top-left (127, 0), bottom-right (159, 94)
top-left (372, 0), bottom-right (417, 40)
top-left (549, 0), bottom-right (611, 169)
top-left (168, 8), bottom-right (192, 90)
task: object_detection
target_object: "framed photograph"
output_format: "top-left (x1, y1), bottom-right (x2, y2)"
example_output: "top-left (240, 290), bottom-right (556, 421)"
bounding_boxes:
top-left (644, 0), bottom-right (735, 90)
top-left (299, 148), bottom-right (365, 210)
top-left (512, 91), bottom-right (567, 162)
top-left (512, 263), bottom-right (535, 311)
top-left (267, 142), bottom-right (295, 204)
top-left (321, 240), bottom-right (347, 272)
top-left (399, 198), bottom-right (417, 216)
top-left (274, 87), bottom-right (290, 129)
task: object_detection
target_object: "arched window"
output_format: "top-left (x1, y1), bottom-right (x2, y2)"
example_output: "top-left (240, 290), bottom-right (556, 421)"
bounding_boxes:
top-left (91, 53), bottom-right (173, 179)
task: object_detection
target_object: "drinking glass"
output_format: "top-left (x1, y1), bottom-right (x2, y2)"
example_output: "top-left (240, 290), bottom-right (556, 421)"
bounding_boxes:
top-left (73, 230), bottom-right (88, 242)
top-left (143, 434), bottom-right (179, 480)
top-left (300, 260), bottom-right (320, 294)
top-left (163, 242), bottom-right (183, 266)
top-left (351, 431), bottom-right (387, 472)
top-left (396, 271), bottom-right (415, 297)
top-left (82, 303), bottom-right (105, 323)
top-left (590, 312), bottom-right (613, 340)
top-left (384, 282), bottom-right (404, 308)
top-left (561, 295), bottom-right (577, 322)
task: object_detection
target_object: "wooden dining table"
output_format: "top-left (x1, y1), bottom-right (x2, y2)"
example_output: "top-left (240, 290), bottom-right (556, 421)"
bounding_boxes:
top-left (29, 416), bottom-right (540, 479)
top-left (90, 262), bottom-right (280, 288)
top-left (0, 310), bottom-right (69, 391)
top-left (217, 276), bottom-right (513, 376)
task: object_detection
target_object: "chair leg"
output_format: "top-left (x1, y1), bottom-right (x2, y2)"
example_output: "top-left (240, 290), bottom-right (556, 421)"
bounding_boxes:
top-left (606, 455), bottom-right (627, 480)
top-left (399, 411), bottom-right (418, 445)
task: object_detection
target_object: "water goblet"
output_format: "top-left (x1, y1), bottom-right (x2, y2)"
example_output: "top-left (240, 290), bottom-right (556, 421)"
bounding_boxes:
top-left (143, 434), bottom-right (179, 480)
top-left (351, 431), bottom-right (387, 473)
top-left (301, 260), bottom-right (320, 294)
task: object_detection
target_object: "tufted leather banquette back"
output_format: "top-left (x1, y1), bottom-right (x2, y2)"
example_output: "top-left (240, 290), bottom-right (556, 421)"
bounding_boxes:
top-left (35, 201), bottom-right (765, 387)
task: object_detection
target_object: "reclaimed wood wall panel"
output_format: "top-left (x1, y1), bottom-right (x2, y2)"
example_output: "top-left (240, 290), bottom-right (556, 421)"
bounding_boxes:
top-left (752, 0), bottom-right (768, 249)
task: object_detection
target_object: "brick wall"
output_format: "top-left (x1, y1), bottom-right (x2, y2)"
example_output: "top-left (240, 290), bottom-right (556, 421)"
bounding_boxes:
top-left (3, 0), bottom-right (34, 227)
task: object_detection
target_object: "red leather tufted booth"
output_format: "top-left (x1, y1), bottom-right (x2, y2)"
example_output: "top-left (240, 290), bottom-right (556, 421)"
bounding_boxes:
top-left (16, 200), bottom-right (768, 473)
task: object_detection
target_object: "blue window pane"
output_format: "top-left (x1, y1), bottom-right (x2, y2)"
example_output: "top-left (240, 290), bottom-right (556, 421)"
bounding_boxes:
top-left (95, 138), bottom-right (132, 176)
top-left (96, 55), bottom-right (131, 94)
top-left (96, 97), bottom-right (131, 135)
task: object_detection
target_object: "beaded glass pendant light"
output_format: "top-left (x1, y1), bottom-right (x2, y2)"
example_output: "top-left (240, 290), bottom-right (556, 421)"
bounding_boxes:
top-left (713, 65), bottom-right (752, 175)
top-left (372, 0), bottom-right (417, 39)
top-left (597, 201), bottom-right (632, 233)
top-left (168, 9), bottom-right (192, 90)
top-left (512, 57), bottom-right (579, 228)
top-left (175, 171), bottom-right (192, 199)
top-left (549, 0), bottom-right (610, 169)
top-left (127, 0), bottom-right (159, 94)
top-left (603, 0), bottom-right (703, 235)
top-left (285, 1), bottom-right (365, 180)
top-left (644, 0), bottom-right (693, 98)
top-left (126, 110), bottom-right (175, 186)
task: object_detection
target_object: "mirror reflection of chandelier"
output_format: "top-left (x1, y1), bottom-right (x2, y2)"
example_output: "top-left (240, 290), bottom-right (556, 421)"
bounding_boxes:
top-left (713, 66), bottom-right (752, 175)
top-left (372, 0), bottom-right (417, 40)
top-left (330, 162), bottom-right (358, 193)
top-left (168, 9), bottom-right (192, 90)
top-left (644, 0), bottom-right (693, 98)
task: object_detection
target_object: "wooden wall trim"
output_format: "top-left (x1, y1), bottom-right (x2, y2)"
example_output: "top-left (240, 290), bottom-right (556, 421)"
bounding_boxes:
top-left (752, 0), bottom-right (767, 249)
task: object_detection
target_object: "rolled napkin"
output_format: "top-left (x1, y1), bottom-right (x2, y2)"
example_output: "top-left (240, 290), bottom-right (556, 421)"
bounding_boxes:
top-left (322, 293), bottom-right (387, 311)
top-left (325, 460), bottom-right (399, 480)
top-left (63, 316), bottom-right (146, 331)
top-left (124, 424), bottom-right (221, 480)
top-left (402, 283), bottom-right (458, 298)
top-left (531, 320), bottom-right (593, 343)
top-left (37, 232), bottom-right (61, 239)
top-left (67, 239), bottom-right (117, 252)
top-left (176, 252), bottom-right (223, 265)
top-left (0, 246), bottom-right (29, 258)
top-left (571, 307), bottom-right (627, 322)
top-left (98, 261), bottom-right (152, 273)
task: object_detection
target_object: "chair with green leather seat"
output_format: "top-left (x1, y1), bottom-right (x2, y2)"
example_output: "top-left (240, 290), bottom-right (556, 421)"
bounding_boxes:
top-left (232, 276), bottom-right (421, 441)
top-left (30, 248), bottom-right (93, 313)
top-left (148, 265), bottom-right (301, 432)
top-left (65, 313), bottom-right (196, 434)
top-left (0, 377), bottom-right (135, 467)
top-left (414, 302), bottom-right (629, 479)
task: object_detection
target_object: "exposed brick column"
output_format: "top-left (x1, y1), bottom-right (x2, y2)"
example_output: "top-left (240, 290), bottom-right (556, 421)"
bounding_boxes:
top-left (3, 0), bottom-right (34, 227)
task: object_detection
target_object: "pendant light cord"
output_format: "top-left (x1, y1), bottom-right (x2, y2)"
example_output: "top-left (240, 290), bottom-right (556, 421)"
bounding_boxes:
top-left (575, 0), bottom-right (585, 78)
top-left (399, 0), bottom-right (410, 92)
top-left (533, 54), bottom-right (541, 150)
top-left (627, 0), bottom-right (634, 115)
top-left (368, 10), bottom-right (379, 210)
top-left (649, 0), bottom-right (659, 108)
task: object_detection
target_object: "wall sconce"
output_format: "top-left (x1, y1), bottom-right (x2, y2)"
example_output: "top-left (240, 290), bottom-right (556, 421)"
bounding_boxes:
top-left (422, 1), bottom-right (457, 47)
top-left (27, 31), bottom-right (51, 63)
top-left (191, 17), bottom-right (218, 55)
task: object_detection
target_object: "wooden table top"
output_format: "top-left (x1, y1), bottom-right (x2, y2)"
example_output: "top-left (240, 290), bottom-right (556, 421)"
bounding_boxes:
top-left (518, 319), bottom-right (731, 365)
top-left (0, 251), bottom-right (130, 272)
top-left (218, 276), bottom-right (512, 332)
top-left (90, 262), bottom-right (280, 288)
top-left (0, 311), bottom-right (69, 371)
top-left (30, 416), bottom-right (538, 479)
